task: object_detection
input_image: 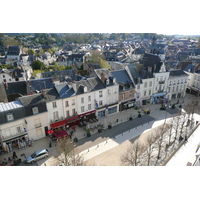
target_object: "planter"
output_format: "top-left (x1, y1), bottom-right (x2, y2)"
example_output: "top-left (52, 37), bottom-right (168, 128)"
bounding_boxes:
top-left (179, 105), bottom-right (182, 108)
top-left (138, 114), bottom-right (142, 118)
top-left (98, 129), bottom-right (102, 133)
top-left (172, 104), bottom-right (175, 109)
top-left (160, 107), bottom-right (166, 110)
top-left (108, 125), bottom-right (112, 129)
top-left (129, 117), bottom-right (133, 121)
top-left (87, 132), bottom-right (91, 137)
top-left (147, 111), bottom-right (150, 114)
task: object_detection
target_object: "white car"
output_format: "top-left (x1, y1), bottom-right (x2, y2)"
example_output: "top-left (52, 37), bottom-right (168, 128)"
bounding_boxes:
top-left (26, 149), bottom-right (49, 163)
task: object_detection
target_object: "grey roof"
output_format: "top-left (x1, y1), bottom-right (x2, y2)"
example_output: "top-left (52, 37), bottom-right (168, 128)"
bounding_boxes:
top-left (54, 83), bottom-right (75, 98)
top-left (0, 100), bottom-right (23, 112)
top-left (28, 78), bottom-right (55, 92)
top-left (184, 64), bottom-right (195, 73)
top-left (126, 64), bottom-right (143, 84)
top-left (169, 70), bottom-right (188, 77)
top-left (41, 69), bottom-right (77, 82)
top-left (74, 77), bottom-right (105, 95)
top-left (111, 70), bottom-right (134, 86)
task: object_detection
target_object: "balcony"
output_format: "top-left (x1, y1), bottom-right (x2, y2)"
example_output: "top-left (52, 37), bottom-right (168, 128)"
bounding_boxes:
top-left (159, 80), bottom-right (165, 84)
top-left (157, 90), bottom-right (164, 93)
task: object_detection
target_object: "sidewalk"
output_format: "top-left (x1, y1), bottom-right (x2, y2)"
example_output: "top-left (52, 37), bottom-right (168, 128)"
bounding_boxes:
top-left (0, 94), bottom-right (194, 166)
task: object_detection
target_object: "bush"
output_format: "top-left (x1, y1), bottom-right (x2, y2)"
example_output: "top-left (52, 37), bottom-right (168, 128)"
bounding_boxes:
top-left (179, 105), bottom-right (182, 108)
top-left (73, 137), bottom-right (78, 143)
top-left (138, 114), bottom-right (142, 118)
top-left (172, 104), bottom-right (176, 109)
top-left (129, 117), bottom-right (133, 120)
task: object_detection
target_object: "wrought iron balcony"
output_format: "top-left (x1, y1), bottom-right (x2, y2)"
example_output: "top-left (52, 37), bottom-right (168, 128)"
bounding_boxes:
top-left (159, 80), bottom-right (165, 84)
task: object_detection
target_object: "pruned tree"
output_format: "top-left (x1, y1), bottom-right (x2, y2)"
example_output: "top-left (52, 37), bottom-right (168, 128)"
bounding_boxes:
top-left (154, 125), bottom-right (168, 165)
top-left (144, 133), bottom-right (157, 166)
top-left (56, 136), bottom-right (84, 166)
top-left (121, 139), bottom-right (145, 166)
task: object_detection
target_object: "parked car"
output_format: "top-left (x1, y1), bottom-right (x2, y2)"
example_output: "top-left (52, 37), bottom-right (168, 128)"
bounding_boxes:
top-left (26, 149), bottom-right (49, 163)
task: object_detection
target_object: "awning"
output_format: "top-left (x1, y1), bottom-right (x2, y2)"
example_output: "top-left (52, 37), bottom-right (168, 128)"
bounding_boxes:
top-left (153, 92), bottom-right (167, 98)
top-left (2, 132), bottom-right (28, 143)
top-left (79, 110), bottom-right (96, 118)
top-left (66, 115), bottom-right (80, 124)
top-left (53, 130), bottom-right (69, 139)
top-left (50, 120), bottom-right (66, 129)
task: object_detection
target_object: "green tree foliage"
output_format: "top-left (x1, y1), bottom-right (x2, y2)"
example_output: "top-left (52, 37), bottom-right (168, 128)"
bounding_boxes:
top-left (31, 60), bottom-right (45, 70)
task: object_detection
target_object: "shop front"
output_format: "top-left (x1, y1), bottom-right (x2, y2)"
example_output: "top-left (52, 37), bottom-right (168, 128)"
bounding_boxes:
top-left (152, 92), bottom-right (167, 104)
top-left (0, 132), bottom-right (29, 153)
top-left (119, 99), bottom-right (136, 111)
top-left (78, 110), bottom-right (97, 125)
top-left (50, 120), bottom-right (66, 129)
top-left (65, 115), bottom-right (80, 128)
top-left (97, 105), bottom-right (118, 119)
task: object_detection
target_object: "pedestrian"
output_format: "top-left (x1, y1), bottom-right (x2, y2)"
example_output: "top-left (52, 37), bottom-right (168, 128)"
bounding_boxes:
top-left (18, 140), bottom-right (21, 150)
top-left (28, 140), bottom-right (31, 147)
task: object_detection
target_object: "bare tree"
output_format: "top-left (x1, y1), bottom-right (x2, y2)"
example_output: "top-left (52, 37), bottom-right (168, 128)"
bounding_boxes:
top-left (121, 139), bottom-right (145, 166)
top-left (56, 137), bottom-right (84, 166)
top-left (144, 133), bottom-right (157, 166)
top-left (154, 125), bottom-right (168, 165)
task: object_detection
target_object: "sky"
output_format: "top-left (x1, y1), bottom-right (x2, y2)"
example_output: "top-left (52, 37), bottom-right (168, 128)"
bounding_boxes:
top-left (1, 1), bottom-right (199, 35)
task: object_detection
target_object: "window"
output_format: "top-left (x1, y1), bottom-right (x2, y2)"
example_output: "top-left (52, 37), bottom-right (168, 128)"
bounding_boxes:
top-left (53, 111), bottom-right (59, 120)
top-left (144, 91), bottom-right (146, 96)
top-left (99, 91), bottom-right (103, 97)
top-left (72, 99), bottom-right (75, 105)
top-left (149, 81), bottom-right (152, 87)
top-left (72, 108), bottom-right (76, 116)
top-left (108, 89), bottom-right (111, 95)
top-left (65, 101), bottom-right (69, 107)
top-left (17, 127), bottom-right (21, 133)
top-left (6, 113), bottom-right (14, 121)
top-left (3, 75), bottom-right (5, 78)
top-left (81, 106), bottom-right (84, 112)
top-left (88, 104), bottom-right (91, 110)
top-left (137, 85), bottom-right (140, 90)
top-left (149, 90), bottom-right (151, 95)
top-left (114, 88), bottom-right (117, 93)
top-left (88, 96), bottom-right (91, 102)
top-left (32, 107), bottom-right (39, 115)
top-left (81, 97), bottom-right (84, 103)
top-left (122, 93), bottom-right (125, 100)
top-left (144, 82), bottom-right (147, 88)
top-left (99, 100), bottom-right (103, 106)
top-left (52, 102), bottom-right (57, 108)
top-left (66, 110), bottom-right (70, 117)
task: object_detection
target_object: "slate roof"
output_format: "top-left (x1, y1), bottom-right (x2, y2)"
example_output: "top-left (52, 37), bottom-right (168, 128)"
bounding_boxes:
top-left (41, 69), bottom-right (78, 82)
top-left (7, 46), bottom-right (20, 55)
top-left (28, 78), bottom-right (55, 92)
top-left (5, 81), bottom-right (29, 95)
top-left (140, 53), bottom-right (162, 73)
top-left (0, 100), bottom-right (25, 125)
top-left (54, 83), bottom-right (75, 98)
top-left (169, 70), bottom-right (188, 77)
top-left (74, 77), bottom-right (105, 95)
top-left (126, 64), bottom-right (143, 84)
top-left (184, 64), bottom-right (195, 73)
top-left (111, 70), bottom-right (134, 86)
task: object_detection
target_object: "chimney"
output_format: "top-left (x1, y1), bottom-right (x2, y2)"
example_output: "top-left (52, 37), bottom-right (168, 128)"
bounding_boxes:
top-left (41, 89), bottom-right (47, 98)
top-left (100, 72), bottom-right (105, 84)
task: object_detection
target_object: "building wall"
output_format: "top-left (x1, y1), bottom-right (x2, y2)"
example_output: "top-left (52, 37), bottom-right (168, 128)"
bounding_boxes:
top-left (46, 99), bottom-right (65, 124)
top-left (0, 119), bottom-right (26, 140)
top-left (25, 112), bottom-right (48, 140)
top-left (62, 96), bottom-right (78, 118)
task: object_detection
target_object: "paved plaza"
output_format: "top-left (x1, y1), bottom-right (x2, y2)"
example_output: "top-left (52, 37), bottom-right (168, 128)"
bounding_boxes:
top-left (1, 93), bottom-right (199, 166)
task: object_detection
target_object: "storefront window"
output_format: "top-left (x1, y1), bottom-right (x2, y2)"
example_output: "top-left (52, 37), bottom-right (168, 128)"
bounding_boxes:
top-left (108, 106), bottom-right (117, 115)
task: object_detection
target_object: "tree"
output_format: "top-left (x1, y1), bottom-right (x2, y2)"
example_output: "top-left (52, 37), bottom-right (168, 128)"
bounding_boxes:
top-left (144, 134), bottom-right (157, 166)
top-left (121, 139), bottom-right (145, 166)
top-left (56, 137), bottom-right (84, 166)
top-left (154, 125), bottom-right (168, 165)
top-left (31, 60), bottom-right (45, 71)
top-left (100, 59), bottom-right (111, 69)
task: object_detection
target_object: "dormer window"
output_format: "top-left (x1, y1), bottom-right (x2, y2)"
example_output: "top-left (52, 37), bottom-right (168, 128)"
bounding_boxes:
top-left (32, 107), bottom-right (39, 115)
top-left (6, 113), bottom-right (14, 121)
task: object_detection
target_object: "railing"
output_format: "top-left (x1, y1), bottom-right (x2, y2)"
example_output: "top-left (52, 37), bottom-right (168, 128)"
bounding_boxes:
top-left (159, 80), bottom-right (165, 84)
